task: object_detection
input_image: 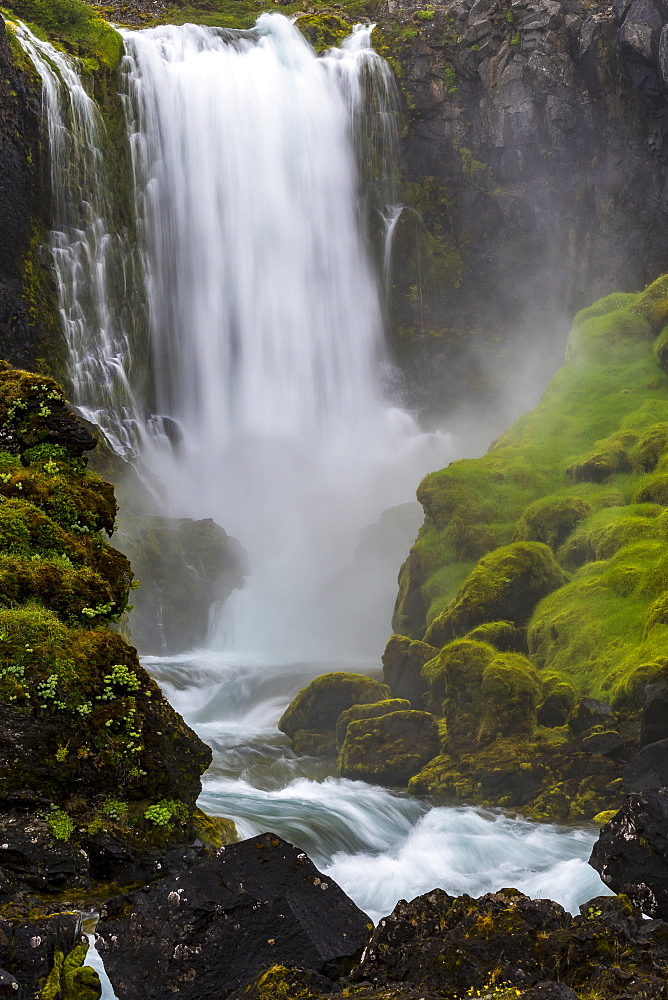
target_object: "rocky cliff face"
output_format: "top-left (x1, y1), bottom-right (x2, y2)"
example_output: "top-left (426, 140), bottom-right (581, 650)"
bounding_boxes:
top-left (383, 0), bottom-right (668, 418)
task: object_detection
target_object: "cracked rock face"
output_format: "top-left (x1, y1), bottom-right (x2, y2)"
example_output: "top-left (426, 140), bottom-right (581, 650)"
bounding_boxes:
top-left (96, 833), bottom-right (369, 1000)
top-left (589, 787), bottom-right (668, 918)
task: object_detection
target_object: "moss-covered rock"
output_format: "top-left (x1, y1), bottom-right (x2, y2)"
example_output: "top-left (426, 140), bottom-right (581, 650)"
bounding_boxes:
top-left (463, 620), bottom-right (526, 652)
top-left (513, 494), bottom-right (592, 548)
top-left (335, 698), bottom-right (411, 748)
top-left (565, 431), bottom-right (635, 484)
top-left (634, 471), bottom-right (668, 505)
top-left (632, 421), bottom-right (668, 471)
top-left (337, 710), bottom-right (439, 786)
top-left (291, 730), bottom-right (337, 757)
top-left (537, 680), bottom-right (576, 727)
top-left (479, 653), bottom-right (541, 742)
top-left (278, 672), bottom-right (390, 740)
top-left (424, 542), bottom-right (567, 647)
top-left (422, 638), bottom-right (494, 725)
top-left (381, 633), bottom-right (436, 706)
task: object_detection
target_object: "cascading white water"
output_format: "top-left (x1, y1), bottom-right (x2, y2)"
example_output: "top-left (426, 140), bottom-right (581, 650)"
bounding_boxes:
top-left (121, 15), bottom-right (452, 659)
top-left (10, 20), bottom-right (145, 458)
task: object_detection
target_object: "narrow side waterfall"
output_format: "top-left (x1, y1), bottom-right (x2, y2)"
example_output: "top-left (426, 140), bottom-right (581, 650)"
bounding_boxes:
top-left (120, 15), bottom-right (452, 660)
top-left (11, 20), bottom-right (145, 458)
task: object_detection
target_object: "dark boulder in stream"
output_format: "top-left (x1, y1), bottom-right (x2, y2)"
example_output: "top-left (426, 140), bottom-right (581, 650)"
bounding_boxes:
top-left (590, 787), bottom-right (668, 918)
top-left (96, 832), bottom-right (370, 1000)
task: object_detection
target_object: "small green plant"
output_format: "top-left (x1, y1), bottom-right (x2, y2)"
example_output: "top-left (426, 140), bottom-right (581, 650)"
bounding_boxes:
top-left (460, 147), bottom-right (486, 176)
top-left (37, 673), bottom-right (66, 710)
top-left (144, 799), bottom-right (189, 828)
top-left (416, 7), bottom-right (435, 20)
top-left (55, 746), bottom-right (69, 762)
top-left (46, 806), bottom-right (75, 842)
top-left (505, 9), bottom-right (514, 23)
top-left (98, 663), bottom-right (141, 700)
top-left (510, 32), bottom-right (520, 45)
top-left (101, 798), bottom-right (128, 821)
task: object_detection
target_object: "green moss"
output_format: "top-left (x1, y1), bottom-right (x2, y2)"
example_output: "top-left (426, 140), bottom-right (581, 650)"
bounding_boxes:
top-left (4, 0), bottom-right (122, 68)
top-left (424, 542), bottom-right (568, 647)
top-left (559, 503), bottom-right (664, 567)
top-left (278, 672), bottom-right (390, 740)
top-left (631, 421), bottom-right (668, 471)
top-left (291, 730), bottom-right (337, 756)
top-left (566, 430), bottom-right (636, 484)
top-left (513, 494), bottom-right (592, 548)
top-left (192, 807), bottom-right (238, 848)
top-left (39, 942), bottom-right (101, 1000)
top-left (335, 697), bottom-right (411, 747)
top-left (527, 539), bottom-right (668, 703)
top-left (464, 620), bottom-right (525, 652)
top-left (479, 653), bottom-right (541, 742)
top-left (337, 709), bottom-right (439, 786)
top-left (422, 637), bottom-right (494, 716)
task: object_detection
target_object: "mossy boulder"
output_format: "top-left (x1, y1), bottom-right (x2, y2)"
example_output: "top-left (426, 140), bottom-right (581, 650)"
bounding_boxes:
top-left (291, 730), bottom-right (337, 757)
top-left (422, 638), bottom-right (494, 722)
top-left (335, 698), bottom-right (411, 748)
top-left (337, 710), bottom-right (439, 786)
top-left (0, 367), bottom-right (217, 890)
top-left (424, 542), bottom-right (568, 647)
top-left (635, 472), bottom-right (668, 505)
top-left (381, 633), bottom-right (436, 705)
top-left (464, 620), bottom-right (526, 652)
top-left (537, 680), bottom-right (577, 727)
top-left (278, 672), bottom-right (390, 740)
top-left (513, 494), bottom-right (592, 549)
top-left (565, 431), bottom-right (635, 484)
top-left (479, 653), bottom-right (541, 742)
top-left (632, 421), bottom-right (668, 471)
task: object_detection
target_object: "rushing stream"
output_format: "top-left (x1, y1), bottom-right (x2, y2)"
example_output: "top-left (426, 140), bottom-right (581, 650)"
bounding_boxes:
top-left (11, 12), bottom-right (610, 964)
top-left (149, 651), bottom-right (609, 924)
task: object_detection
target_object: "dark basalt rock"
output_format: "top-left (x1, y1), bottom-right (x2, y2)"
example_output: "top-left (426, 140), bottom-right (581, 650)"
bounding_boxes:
top-left (0, 811), bottom-right (219, 899)
top-left (354, 888), bottom-right (668, 998)
top-left (589, 787), bottom-right (668, 917)
top-left (0, 971), bottom-right (21, 999)
top-left (96, 832), bottom-right (370, 1000)
top-left (568, 697), bottom-right (617, 735)
top-left (623, 737), bottom-right (668, 791)
top-left (640, 676), bottom-right (668, 745)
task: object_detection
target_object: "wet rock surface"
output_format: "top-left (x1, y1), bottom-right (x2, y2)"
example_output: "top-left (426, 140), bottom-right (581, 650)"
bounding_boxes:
top-left (96, 832), bottom-right (370, 1000)
top-left (590, 786), bottom-right (668, 918)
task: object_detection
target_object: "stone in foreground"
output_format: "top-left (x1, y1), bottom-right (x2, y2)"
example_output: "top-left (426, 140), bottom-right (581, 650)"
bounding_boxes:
top-left (97, 832), bottom-right (369, 1000)
top-left (589, 787), bottom-right (668, 918)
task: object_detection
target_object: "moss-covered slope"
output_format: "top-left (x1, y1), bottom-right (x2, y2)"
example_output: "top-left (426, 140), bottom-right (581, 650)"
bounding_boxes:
top-left (280, 276), bottom-right (668, 822)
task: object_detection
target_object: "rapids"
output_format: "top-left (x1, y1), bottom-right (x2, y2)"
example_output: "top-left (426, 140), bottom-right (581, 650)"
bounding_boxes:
top-left (151, 651), bottom-right (610, 924)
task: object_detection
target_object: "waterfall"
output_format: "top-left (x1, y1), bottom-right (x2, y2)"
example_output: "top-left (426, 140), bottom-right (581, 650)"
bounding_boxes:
top-left (14, 13), bottom-right (453, 660)
top-left (120, 14), bottom-right (452, 660)
top-left (11, 20), bottom-right (145, 458)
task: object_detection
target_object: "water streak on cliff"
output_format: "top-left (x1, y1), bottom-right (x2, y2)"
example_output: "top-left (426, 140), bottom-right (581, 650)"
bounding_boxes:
top-left (12, 20), bottom-right (144, 458)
